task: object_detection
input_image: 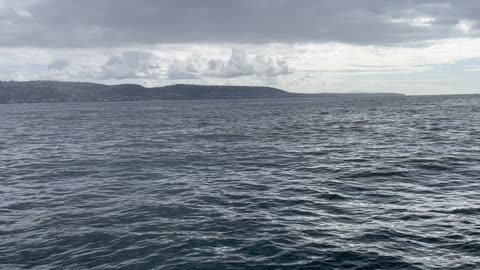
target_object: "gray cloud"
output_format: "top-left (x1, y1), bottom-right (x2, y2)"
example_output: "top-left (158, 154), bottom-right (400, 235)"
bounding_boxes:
top-left (48, 59), bottom-right (70, 71)
top-left (99, 51), bottom-right (161, 79)
top-left (168, 48), bottom-right (292, 80)
top-left (0, 0), bottom-right (479, 48)
top-left (167, 55), bottom-right (204, 80)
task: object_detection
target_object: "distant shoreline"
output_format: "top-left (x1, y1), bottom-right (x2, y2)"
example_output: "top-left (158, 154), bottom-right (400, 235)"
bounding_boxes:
top-left (0, 80), bottom-right (410, 104)
top-left (2, 80), bottom-right (478, 105)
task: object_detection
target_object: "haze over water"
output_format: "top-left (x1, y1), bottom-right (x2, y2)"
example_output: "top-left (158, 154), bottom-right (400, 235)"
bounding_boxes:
top-left (1, 95), bottom-right (479, 269)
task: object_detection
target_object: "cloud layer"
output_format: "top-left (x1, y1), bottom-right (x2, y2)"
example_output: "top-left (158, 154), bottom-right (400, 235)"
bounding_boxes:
top-left (168, 49), bottom-right (292, 80)
top-left (99, 51), bottom-right (161, 79)
top-left (0, 0), bottom-right (478, 47)
top-left (1, 0), bottom-right (480, 94)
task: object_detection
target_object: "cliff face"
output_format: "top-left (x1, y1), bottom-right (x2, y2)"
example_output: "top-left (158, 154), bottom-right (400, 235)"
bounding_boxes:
top-left (0, 81), bottom-right (292, 103)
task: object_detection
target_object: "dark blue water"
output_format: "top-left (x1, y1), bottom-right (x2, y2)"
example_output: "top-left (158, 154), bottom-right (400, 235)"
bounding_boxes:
top-left (1, 96), bottom-right (480, 270)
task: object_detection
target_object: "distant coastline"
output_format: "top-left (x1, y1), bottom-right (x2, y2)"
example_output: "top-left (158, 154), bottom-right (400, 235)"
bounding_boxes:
top-left (0, 80), bottom-right (406, 104)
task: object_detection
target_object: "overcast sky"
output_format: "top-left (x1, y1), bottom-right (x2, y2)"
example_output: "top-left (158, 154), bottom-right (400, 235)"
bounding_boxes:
top-left (1, 0), bottom-right (479, 94)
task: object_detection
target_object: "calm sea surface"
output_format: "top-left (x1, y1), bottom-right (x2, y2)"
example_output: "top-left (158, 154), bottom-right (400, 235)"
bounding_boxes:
top-left (1, 96), bottom-right (479, 269)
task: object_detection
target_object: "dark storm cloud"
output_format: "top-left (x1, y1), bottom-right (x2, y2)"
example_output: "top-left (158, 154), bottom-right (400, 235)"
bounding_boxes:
top-left (0, 0), bottom-right (479, 47)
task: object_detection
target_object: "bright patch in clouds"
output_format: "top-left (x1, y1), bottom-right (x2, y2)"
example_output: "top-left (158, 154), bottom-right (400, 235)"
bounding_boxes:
top-left (412, 17), bottom-right (436, 27)
top-left (457, 20), bottom-right (474, 34)
top-left (391, 17), bottom-right (436, 28)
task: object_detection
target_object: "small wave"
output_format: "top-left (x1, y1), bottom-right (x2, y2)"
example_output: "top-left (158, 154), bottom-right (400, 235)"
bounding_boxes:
top-left (2, 96), bottom-right (480, 269)
top-left (344, 170), bottom-right (410, 178)
top-left (437, 207), bottom-right (480, 215)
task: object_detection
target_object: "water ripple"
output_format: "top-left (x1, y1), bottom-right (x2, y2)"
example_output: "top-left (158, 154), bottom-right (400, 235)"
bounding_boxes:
top-left (1, 96), bottom-right (480, 269)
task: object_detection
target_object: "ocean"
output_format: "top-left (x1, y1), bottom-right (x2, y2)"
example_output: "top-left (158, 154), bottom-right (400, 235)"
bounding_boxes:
top-left (1, 95), bottom-right (479, 269)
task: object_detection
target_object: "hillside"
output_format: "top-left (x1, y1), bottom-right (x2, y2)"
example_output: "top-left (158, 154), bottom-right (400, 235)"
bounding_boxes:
top-left (0, 81), bottom-right (404, 104)
top-left (0, 81), bottom-right (294, 103)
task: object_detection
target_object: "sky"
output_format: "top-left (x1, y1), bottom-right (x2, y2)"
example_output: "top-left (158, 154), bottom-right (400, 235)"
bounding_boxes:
top-left (0, 0), bottom-right (479, 95)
